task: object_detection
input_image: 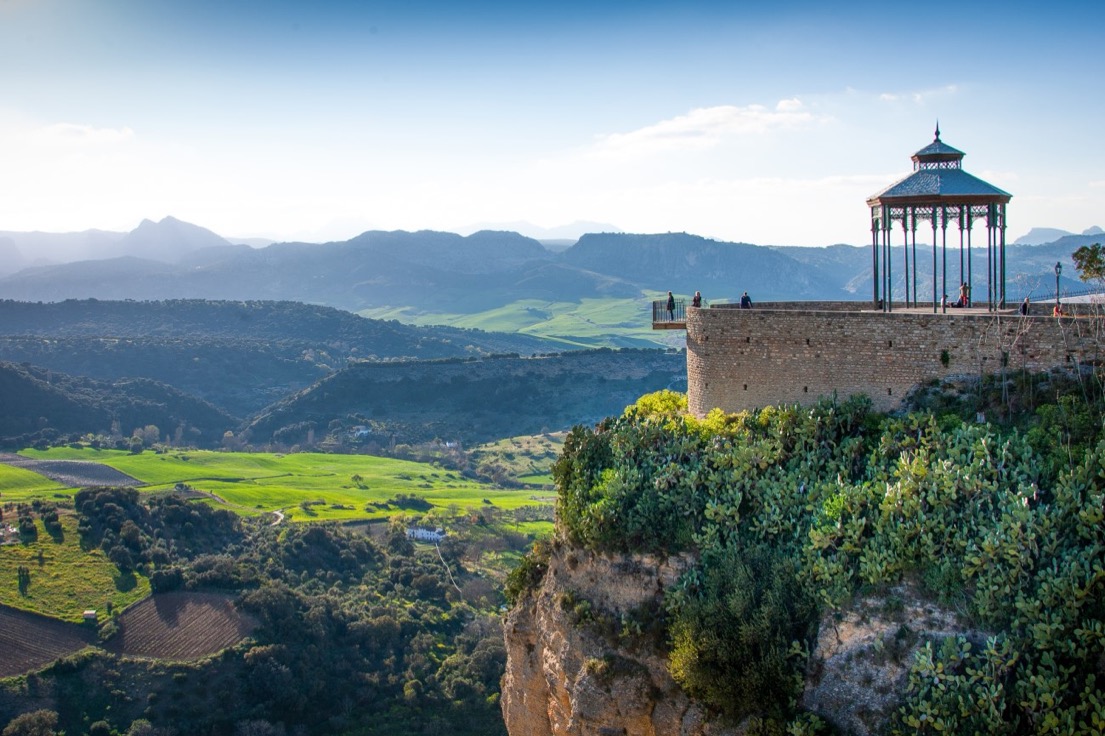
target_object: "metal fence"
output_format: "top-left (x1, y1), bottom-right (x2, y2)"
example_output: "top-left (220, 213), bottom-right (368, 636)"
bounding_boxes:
top-left (1007, 284), bottom-right (1105, 304)
top-left (652, 299), bottom-right (686, 324)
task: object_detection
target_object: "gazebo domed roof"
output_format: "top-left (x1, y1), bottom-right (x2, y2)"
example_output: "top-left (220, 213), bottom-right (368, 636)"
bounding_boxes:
top-left (868, 168), bottom-right (1011, 203)
top-left (867, 126), bottom-right (1011, 207)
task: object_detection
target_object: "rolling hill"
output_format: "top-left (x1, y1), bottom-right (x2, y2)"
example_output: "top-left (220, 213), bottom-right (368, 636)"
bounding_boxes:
top-left (0, 299), bottom-right (565, 415)
top-left (0, 361), bottom-right (236, 446)
top-left (242, 348), bottom-right (686, 447)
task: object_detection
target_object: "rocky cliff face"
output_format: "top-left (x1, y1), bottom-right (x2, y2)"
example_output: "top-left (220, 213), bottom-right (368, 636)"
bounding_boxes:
top-left (500, 544), bottom-right (738, 736)
top-left (502, 543), bottom-right (977, 736)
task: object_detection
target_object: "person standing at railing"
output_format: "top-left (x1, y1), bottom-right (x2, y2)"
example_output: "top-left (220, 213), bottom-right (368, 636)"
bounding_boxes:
top-left (666, 291), bottom-right (675, 320)
top-left (692, 291), bottom-right (702, 308)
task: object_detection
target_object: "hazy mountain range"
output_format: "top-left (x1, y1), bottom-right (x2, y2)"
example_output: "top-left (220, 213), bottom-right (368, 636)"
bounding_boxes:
top-left (0, 216), bottom-right (1101, 311)
top-left (1013, 225), bottom-right (1104, 245)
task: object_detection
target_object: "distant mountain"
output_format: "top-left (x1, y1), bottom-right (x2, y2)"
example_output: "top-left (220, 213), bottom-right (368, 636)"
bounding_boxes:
top-left (111, 216), bottom-right (230, 262)
top-left (1014, 227), bottom-right (1074, 245)
top-left (458, 220), bottom-right (622, 241)
top-left (1, 218), bottom-right (1100, 313)
top-left (562, 232), bottom-right (864, 302)
top-left (226, 236), bottom-right (275, 248)
top-left (0, 228), bottom-right (125, 275)
top-left (0, 217), bottom-right (229, 273)
top-left (1013, 226), bottom-right (1103, 245)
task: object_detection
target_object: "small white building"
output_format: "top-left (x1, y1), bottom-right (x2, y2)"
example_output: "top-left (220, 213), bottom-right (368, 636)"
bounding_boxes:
top-left (406, 527), bottom-right (446, 543)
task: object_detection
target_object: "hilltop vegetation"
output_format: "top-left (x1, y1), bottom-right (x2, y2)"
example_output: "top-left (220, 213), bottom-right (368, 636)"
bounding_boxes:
top-left (0, 299), bottom-right (562, 416)
top-left (0, 300), bottom-right (686, 452)
top-left (522, 381), bottom-right (1105, 733)
top-left (0, 484), bottom-right (523, 735)
top-left (243, 348), bottom-right (685, 448)
top-left (0, 361), bottom-right (235, 448)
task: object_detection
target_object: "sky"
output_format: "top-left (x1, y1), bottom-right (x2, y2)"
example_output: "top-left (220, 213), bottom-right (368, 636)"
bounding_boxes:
top-left (1, 0), bottom-right (1102, 247)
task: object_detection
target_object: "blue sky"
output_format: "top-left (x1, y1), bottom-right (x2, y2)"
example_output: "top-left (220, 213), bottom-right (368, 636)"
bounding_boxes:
top-left (1, 0), bottom-right (1101, 246)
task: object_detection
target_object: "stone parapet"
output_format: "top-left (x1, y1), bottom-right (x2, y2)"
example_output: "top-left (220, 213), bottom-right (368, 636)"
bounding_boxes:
top-left (687, 306), bottom-right (1102, 416)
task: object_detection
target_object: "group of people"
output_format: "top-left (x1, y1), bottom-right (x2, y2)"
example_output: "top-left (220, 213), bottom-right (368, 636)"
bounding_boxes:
top-left (664, 290), bottom-right (752, 320)
top-left (663, 289), bottom-right (751, 318)
top-left (946, 281), bottom-right (971, 308)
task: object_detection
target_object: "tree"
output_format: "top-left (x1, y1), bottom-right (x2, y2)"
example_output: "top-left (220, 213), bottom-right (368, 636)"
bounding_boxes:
top-left (88, 721), bottom-right (112, 736)
top-left (1072, 242), bottom-right (1105, 283)
top-left (2, 709), bottom-right (59, 736)
top-left (124, 720), bottom-right (173, 736)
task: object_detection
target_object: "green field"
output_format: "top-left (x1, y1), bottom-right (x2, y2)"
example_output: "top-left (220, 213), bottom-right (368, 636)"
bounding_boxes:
top-left (469, 433), bottom-right (564, 488)
top-left (0, 463), bottom-right (69, 501)
top-left (358, 296), bottom-right (683, 349)
top-left (15, 448), bottom-right (549, 522)
top-left (0, 516), bottom-right (151, 622)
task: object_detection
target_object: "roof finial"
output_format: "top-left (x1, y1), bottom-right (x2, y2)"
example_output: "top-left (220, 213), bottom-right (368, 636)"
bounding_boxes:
top-left (935, 120), bottom-right (941, 141)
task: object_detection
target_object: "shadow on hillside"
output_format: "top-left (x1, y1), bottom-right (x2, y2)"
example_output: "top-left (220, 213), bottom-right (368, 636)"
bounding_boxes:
top-left (114, 570), bottom-right (138, 593)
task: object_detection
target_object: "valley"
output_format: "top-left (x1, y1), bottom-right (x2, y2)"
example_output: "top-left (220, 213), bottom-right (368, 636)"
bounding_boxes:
top-left (0, 224), bottom-right (1102, 736)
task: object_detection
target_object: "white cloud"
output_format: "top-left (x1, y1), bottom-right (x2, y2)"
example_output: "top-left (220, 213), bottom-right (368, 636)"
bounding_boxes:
top-left (588, 100), bottom-right (824, 160)
top-left (877, 84), bottom-right (960, 106)
top-left (28, 122), bottom-right (135, 147)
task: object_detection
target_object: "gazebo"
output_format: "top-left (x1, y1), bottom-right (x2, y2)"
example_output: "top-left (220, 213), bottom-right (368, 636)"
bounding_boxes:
top-left (867, 125), bottom-right (1012, 312)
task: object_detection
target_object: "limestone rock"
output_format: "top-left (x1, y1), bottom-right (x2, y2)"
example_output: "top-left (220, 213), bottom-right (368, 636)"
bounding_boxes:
top-left (503, 545), bottom-right (978, 736)
top-left (801, 584), bottom-right (980, 735)
top-left (501, 544), bottom-right (738, 736)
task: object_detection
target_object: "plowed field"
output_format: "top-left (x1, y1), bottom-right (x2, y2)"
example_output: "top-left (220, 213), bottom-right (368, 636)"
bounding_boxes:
top-left (0, 453), bottom-right (141, 488)
top-left (0, 605), bottom-right (95, 677)
top-left (106, 592), bottom-right (255, 660)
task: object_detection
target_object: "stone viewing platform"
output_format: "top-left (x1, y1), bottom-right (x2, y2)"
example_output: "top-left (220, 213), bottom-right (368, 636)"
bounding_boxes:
top-left (682, 300), bottom-right (1097, 417)
top-left (652, 127), bottom-right (1093, 417)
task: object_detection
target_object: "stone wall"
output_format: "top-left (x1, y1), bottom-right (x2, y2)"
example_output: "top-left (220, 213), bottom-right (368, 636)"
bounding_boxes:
top-left (686, 303), bottom-right (1103, 416)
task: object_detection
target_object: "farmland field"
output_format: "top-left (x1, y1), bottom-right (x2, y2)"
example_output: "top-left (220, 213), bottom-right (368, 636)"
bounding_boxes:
top-left (0, 604), bottom-right (95, 677)
top-left (0, 452), bottom-right (139, 499)
top-left (11, 448), bottom-right (547, 522)
top-left (0, 458), bottom-right (69, 502)
top-left (106, 592), bottom-right (255, 661)
top-left (0, 516), bottom-right (151, 622)
top-left (359, 296), bottom-right (679, 349)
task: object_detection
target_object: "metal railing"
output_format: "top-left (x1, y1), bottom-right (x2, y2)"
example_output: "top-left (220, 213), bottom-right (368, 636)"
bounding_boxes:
top-left (652, 299), bottom-right (686, 324)
top-left (1018, 285), bottom-right (1105, 304)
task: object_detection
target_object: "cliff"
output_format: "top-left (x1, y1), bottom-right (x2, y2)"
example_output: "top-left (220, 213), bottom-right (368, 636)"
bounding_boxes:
top-left (501, 545), bottom-right (730, 736)
top-left (502, 543), bottom-right (978, 736)
top-left (502, 388), bottom-right (1105, 734)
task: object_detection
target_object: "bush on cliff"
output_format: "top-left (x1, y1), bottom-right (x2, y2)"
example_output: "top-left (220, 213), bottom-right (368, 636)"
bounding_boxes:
top-left (550, 385), bottom-right (1105, 732)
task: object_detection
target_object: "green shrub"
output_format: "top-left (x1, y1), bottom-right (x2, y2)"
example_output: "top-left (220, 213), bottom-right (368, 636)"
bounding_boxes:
top-left (551, 386), bottom-right (1105, 728)
top-left (503, 539), bottom-right (551, 605)
top-left (666, 542), bottom-right (817, 723)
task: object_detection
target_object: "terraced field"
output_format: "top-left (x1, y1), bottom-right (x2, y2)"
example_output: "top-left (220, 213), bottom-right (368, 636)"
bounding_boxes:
top-left (0, 605), bottom-right (94, 677)
top-left (106, 592), bottom-right (255, 661)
